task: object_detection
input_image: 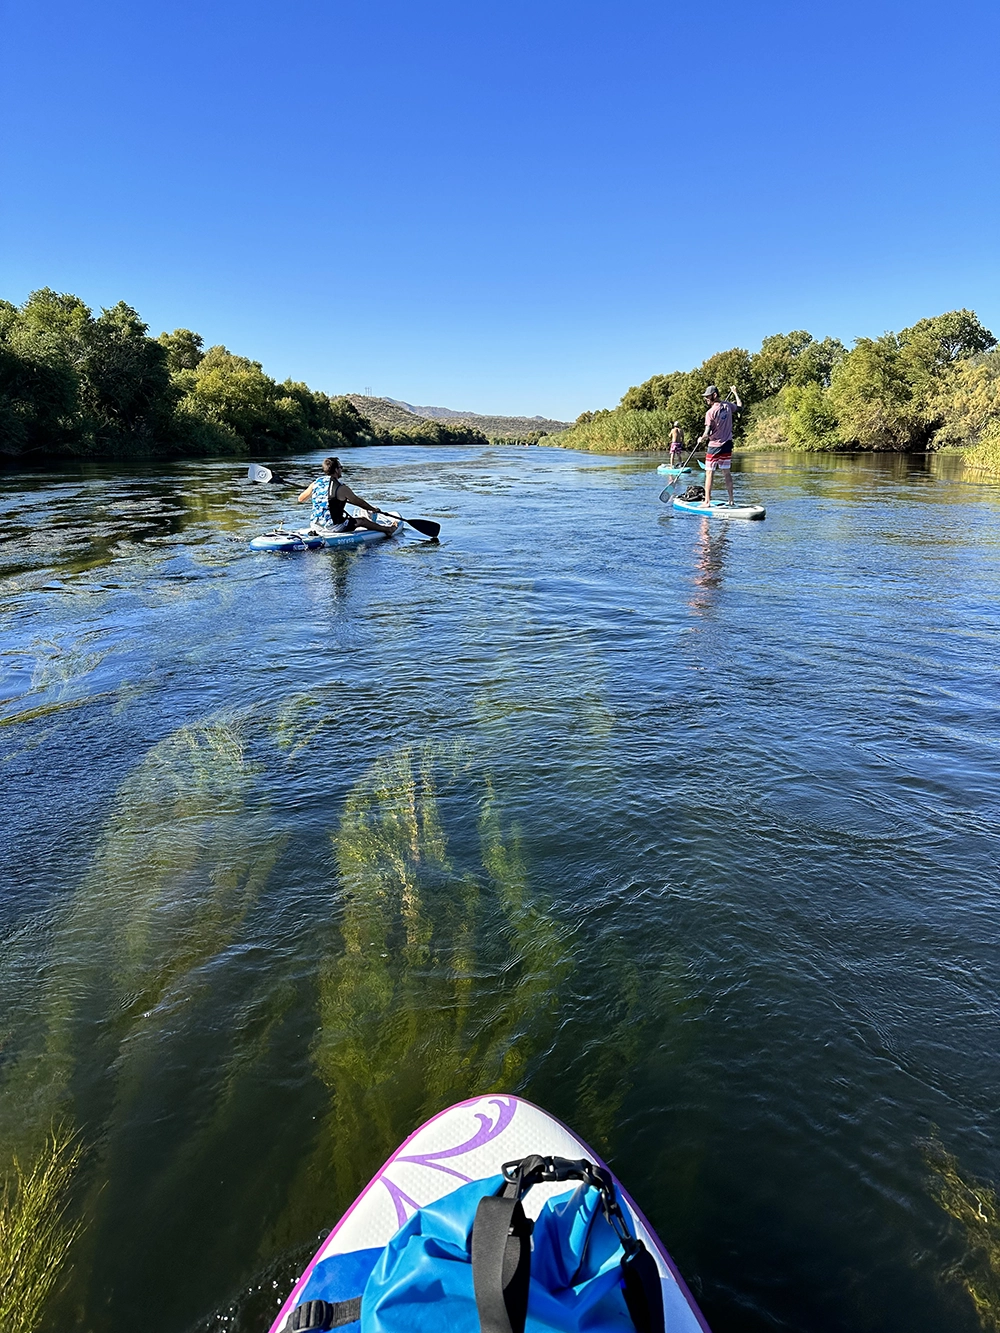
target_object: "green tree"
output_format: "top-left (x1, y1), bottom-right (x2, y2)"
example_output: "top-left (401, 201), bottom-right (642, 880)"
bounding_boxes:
top-left (619, 372), bottom-right (682, 412)
top-left (899, 309), bottom-right (996, 377)
top-left (792, 336), bottom-right (847, 387)
top-left (828, 337), bottom-right (926, 450)
top-left (79, 302), bottom-right (176, 452)
top-left (782, 382), bottom-right (840, 449)
top-left (157, 328), bottom-right (204, 373)
top-left (750, 331), bottom-right (846, 395)
top-left (172, 346), bottom-right (310, 455)
top-left (17, 287), bottom-right (92, 351)
top-left (750, 331), bottom-right (815, 397)
top-left (0, 292), bottom-right (86, 458)
top-left (667, 348), bottom-right (753, 442)
top-left (387, 418), bottom-right (490, 447)
top-left (928, 351), bottom-right (1000, 449)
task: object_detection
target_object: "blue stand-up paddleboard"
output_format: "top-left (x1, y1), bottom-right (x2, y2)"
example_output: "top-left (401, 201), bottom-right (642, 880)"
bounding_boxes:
top-left (249, 520), bottom-right (398, 552)
top-left (656, 464), bottom-right (692, 476)
top-left (268, 1093), bottom-right (710, 1333)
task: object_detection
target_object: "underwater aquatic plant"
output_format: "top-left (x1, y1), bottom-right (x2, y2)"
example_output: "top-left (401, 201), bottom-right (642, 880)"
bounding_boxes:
top-left (925, 1138), bottom-right (1000, 1330)
top-left (307, 743), bottom-right (573, 1214)
top-left (0, 715), bottom-right (286, 1329)
top-left (0, 1126), bottom-right (82, 1333)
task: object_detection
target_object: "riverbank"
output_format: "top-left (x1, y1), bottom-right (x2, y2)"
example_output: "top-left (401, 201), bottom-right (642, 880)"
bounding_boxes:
top-left (545, 414), bottom-right (1000, 479)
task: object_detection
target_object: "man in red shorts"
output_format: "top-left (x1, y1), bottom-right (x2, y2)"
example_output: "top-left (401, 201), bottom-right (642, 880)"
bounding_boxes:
top-left (698, 384), bottom-right (742, 506)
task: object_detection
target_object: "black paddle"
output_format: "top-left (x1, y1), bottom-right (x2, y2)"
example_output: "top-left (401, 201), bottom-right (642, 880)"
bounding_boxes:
top-left (380, 511), bottom-right (441, 539)
top-left (246, 465), bottom-right (441, 538)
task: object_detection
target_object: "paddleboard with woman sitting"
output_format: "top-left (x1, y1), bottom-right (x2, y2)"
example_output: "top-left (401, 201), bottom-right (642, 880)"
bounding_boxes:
top-left (298, 457), bottom-right (399, 536)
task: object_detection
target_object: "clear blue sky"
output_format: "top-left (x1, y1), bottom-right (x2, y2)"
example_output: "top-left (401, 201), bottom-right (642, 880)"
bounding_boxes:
top-left (2, 0), bottom-right (998, 420)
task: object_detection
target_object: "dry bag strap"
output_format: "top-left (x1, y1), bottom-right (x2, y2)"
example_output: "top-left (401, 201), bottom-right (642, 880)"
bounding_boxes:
top-left (620, 1241), bottom-right (665, 1333)
top-left (470, 1154), bottom-right (664, 1333)
top-left (471, 1193), bottom-right (532, 1333)
top-left (282, 1296), bottom-right (362, 1331)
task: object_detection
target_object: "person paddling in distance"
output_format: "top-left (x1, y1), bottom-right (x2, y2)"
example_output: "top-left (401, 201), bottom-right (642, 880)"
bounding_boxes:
top-left (698, 384), bottom-right (742, 506)
top-left (298, 457), bottom-right (398, 535)
top-left (669, 420), bottom-right (685, 464)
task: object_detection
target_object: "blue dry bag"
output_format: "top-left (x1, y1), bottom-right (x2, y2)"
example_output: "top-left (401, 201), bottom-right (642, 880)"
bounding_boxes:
top-left (283, 1154), bottom-right (664, 1333)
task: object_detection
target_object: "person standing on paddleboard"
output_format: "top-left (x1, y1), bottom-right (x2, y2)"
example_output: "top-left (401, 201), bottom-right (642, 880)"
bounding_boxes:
top-left (298, 457), bottom-right (397, 535)
top-left (669, 420), bottom-right (685, 463)
top-left (698, 384), bottom-right (742, 506)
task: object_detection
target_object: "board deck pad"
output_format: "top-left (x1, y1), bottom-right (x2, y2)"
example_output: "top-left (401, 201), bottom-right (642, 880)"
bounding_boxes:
top-left (268, 1093), bottom-right (710, 1333)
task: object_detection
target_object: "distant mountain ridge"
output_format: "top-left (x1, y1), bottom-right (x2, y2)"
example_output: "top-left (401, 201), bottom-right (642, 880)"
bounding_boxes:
top-left (345, 395), bottom-right (569, 439)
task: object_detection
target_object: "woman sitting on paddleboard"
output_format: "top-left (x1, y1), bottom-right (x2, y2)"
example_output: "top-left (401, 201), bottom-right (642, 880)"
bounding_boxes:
top-left (298, 457), bottom-right (398, 535)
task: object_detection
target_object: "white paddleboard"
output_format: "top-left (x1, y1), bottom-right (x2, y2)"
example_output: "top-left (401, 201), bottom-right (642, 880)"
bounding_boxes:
top-left (672, 497), bottom-right (765, 521)
top-left (249, 525), bottom-right (396, 552)
top-left (268, 1093), bottom-right (709, 1333)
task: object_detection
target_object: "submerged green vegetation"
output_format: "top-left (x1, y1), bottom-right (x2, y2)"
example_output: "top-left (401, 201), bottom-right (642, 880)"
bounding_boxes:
top-left (308, 742), bottom-right (572, 1213)
top-left (0, 1128), bottom-right (82, 1333)
top-left (556, 310), bottom-right (1000, 472)
top-left (925, 1139), bottom-right (1000, 1330)
top-left (0, 289), bottom-right (489, 464)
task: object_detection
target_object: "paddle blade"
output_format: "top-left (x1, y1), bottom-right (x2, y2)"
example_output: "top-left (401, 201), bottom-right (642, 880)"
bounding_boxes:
top-left (403, 517), bottom-right (441, 538)
top-left (659, 487), bottom-right (677, 503)
top-left (248, 463), bottom-right (272, 483)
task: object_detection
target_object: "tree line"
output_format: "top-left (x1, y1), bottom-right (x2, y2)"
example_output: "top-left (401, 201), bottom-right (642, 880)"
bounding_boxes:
top-left (0, 289), bottom-right (490, 463)
top-left (559, 309), bottom-right (1000, 473)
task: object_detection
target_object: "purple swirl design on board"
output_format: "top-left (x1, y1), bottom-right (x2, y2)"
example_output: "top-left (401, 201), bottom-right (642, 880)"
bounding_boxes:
top-left (379, 1096), bottom-right (517, 1222)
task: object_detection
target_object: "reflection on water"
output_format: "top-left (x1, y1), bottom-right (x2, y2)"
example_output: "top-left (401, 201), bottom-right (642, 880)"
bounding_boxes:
top-left (1, 447), bottom-right (999, 1333)
top-left (689, 518), bottom-right (728, 617)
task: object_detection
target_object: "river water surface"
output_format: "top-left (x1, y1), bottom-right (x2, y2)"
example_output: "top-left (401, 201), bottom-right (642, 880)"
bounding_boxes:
top-left (1, 446), bottom-right (999, 1333)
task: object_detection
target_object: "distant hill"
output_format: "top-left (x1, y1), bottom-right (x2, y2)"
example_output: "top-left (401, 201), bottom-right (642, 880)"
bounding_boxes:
top-left (345, 395), bottom-right (569, 440)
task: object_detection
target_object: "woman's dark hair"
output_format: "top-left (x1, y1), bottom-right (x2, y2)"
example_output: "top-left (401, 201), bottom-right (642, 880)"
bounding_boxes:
top-left (321, 457), bottom-right (340, 475)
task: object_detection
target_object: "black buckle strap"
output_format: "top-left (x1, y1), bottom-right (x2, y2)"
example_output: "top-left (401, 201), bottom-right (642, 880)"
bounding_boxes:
top-left (471, 1193), bottom-right (533, 1333)
top-left (282, 1296), bottom-right (362, 1331)
top-left (472, 1154), bottom-right (664, 1333)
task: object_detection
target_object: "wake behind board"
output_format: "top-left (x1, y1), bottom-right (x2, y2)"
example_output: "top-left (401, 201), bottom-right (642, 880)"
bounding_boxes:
top-left (656, 463), bottom-right (692, 475)
top-left (672, 496), bottom-right (765, 520)
top-left (268, 1093), bottom-right (710, 1333)
top-left (249, 525), bottom-right (395, 552)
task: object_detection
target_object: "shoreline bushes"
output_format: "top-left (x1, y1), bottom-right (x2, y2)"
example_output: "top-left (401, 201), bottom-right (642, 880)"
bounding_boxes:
top-left (553, 310), bottom-right (999, 466)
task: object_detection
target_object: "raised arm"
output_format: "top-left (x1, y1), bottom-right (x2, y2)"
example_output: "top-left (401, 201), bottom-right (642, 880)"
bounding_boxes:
top-left (338, 482), bottom-right (379, 513)
top-left (728, 385), bottom-right (743, 409)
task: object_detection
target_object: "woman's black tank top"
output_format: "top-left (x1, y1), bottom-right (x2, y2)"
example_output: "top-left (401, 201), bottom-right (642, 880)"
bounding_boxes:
top-left (328, 480), bottom-right (347, 524)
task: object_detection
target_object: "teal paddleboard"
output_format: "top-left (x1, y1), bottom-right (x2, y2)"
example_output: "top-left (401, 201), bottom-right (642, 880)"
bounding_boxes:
top-left (672, 496), bottom-right (765, 520)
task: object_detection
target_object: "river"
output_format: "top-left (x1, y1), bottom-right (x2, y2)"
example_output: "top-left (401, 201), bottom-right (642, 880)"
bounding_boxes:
top-left (1, 446), bottom-right (999, 1333)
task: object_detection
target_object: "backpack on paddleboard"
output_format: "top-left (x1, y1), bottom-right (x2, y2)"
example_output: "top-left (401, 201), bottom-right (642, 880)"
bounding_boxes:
top-left (283, 1154), bottom-right (664, 1333)
top-left (678, 486), bottom-right (705, 502)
